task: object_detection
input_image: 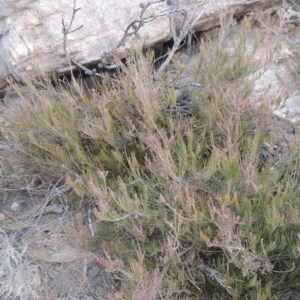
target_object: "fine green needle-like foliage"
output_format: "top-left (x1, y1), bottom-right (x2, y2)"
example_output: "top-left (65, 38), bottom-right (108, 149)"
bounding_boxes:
top-left (2, 24), bottom-right (300, 299)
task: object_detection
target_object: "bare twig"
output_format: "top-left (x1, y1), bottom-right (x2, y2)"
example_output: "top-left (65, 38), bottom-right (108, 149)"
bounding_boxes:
top-left (60, 1), bottom-right (98, 75)
top-left (0, 176), bottom-right (44, 192)
top-left (184, 265), bottom-right (203, 293)
top-left (99, 0), bottom-right (186, 71)
top-left (116, 0), bottom-right (174, 48)
top-left (85, 199), bottom-right (95, 237)
top-left (0, 229), bottom-right (34, 299)
top-left (62, 0), bottom-right (209, 78)
top-left (27, 179), bottom-right (70, 222)
top-left (62, 0), bottom-right (83, 58)
top-left (155, 0), bottom-right (211, 77)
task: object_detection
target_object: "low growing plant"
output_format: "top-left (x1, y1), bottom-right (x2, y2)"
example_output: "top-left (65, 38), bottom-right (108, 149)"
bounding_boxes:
top-left (2, 23), bottom-right (300, 299)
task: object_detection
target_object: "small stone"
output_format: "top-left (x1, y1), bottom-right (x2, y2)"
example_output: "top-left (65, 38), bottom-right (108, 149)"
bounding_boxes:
top-left (273, 91), bottom-right (300, 123)
top-left (10, 201), bottom-right (21, 212)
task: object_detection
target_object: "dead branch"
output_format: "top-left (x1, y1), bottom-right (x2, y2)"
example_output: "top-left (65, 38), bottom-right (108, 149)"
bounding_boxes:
top-left (62, 0), bottom-right (207, 78)
top-left (155, 0), bottom-right (211, 77)
top-left (62, 0), bottom-right (83, 63)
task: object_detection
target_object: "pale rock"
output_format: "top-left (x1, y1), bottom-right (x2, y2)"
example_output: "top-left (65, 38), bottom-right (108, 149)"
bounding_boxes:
top-left (273, 91), bottom-right (300, 124)
top-left (10, 201), bottom-right (21, 211)
top-left (0, 0), bottom-right (281, 88)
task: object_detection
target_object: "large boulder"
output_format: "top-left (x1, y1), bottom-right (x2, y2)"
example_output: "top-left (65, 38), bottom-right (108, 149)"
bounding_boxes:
top-left (0, 0), bottom-right (281, 88)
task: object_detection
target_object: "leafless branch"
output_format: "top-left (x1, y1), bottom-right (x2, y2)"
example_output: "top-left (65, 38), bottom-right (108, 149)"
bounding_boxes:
top-left (116, 0), bottom-right (179, 48)
top-left (61, 0), bottom-right (211, 83)
top-left (62, 0), bottom-right (86, 79)
top-left (0, 176), bottom-right (44, 192)
top-left (27, 179), bottom-right (70, 223)
top-left (155, 0), bottom-right (211, 77)
top-left (62, 0), bottom-right (83, 59)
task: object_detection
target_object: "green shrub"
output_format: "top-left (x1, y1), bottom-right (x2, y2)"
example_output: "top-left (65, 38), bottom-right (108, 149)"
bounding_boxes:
top-left (3, 25), bottom-right (300, 299)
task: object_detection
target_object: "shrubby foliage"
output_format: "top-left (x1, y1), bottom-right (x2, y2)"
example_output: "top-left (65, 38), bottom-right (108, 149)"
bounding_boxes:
top-left (3, 24), bottom-right (300, 299)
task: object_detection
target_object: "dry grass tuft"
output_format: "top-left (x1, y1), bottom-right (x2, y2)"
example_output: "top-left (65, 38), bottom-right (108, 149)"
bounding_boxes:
top-left (0, 229), bottom-right (39, 300)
